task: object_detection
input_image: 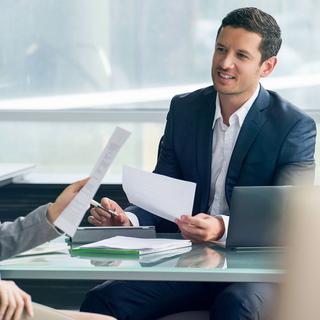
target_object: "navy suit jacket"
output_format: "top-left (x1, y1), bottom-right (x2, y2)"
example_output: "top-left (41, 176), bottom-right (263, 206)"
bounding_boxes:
top-left (127, 85), bottom-right (316, 232)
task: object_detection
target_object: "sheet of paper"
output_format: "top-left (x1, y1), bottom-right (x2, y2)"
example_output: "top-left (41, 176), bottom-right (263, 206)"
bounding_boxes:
top-left (54, 127), bottom-right (131, 236)
top-left (17, 242), bottom-right (68, 257)
top-left (75, 236), bottom-right (192, 255)
top-left (80, 236), bottom-right (191, 251)
top-left (122, 166), bottom-right (196, 222)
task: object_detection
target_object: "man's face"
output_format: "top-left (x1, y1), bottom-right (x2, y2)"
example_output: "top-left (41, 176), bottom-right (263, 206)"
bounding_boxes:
top-left (211, 26), bottom-right (275, 102)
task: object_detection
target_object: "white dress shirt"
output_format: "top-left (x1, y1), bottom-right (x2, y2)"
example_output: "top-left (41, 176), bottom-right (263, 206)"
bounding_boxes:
top-left (209, 85), bottom-right (260, 241)
top-left (127, 85), bottom-right (260, 241)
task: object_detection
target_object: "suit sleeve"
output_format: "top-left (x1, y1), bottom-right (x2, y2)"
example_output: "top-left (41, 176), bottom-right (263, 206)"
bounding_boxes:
top-left (0, 204), bottom-right (60, 260)
top-left (274, 115), bottom-right (316, 185)
top-left (125, 98), bottom-right (181, 232)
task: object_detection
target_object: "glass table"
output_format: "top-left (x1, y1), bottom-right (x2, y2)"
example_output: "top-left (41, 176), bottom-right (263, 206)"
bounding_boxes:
top-left (0, 239), bottom-right (284, 283)
top-left (0, 163), bottom-right (34, 186)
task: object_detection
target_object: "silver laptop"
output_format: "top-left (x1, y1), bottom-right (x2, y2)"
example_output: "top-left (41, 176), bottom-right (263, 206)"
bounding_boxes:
top-left (225, 186), bottom-right (292, 250)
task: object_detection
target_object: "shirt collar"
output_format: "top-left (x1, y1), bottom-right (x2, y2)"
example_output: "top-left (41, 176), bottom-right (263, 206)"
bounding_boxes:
top-left (213, 84), bottom-right (260, 128)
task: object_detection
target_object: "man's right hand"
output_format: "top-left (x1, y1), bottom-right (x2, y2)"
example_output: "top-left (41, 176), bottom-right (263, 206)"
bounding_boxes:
top-left (88, 197), bottom-right (131, 226)
top-left (0, 280), bottom-right (33, 320)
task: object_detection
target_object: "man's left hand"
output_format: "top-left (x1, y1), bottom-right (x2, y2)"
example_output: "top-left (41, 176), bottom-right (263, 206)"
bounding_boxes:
top-left (175, 214), bottom-right (225, 243)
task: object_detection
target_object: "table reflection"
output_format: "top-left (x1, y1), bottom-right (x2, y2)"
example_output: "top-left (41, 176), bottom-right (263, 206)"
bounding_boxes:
top-left (176, 246), bottom-right (225, 268)
top-left (75, 244), bottom-right (227, 269)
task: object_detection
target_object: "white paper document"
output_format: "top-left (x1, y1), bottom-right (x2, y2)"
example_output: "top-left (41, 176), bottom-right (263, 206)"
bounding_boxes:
top-left (54, 127), bottom-right (131, 236)
top-left (122, 166), bottom-right (196, 222)
top-left (77, 236), bottom-right (192, 255)
top-left (17, 242), bottom-right (68, 257)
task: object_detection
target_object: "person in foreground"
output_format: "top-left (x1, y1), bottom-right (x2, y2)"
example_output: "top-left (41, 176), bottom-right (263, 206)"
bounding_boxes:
top-left (0, 178), bottom-right (115, 320)
top-left (81, 7), bottom-right (316, 320)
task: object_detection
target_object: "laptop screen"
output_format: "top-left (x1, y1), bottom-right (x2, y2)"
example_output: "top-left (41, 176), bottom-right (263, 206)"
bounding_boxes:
top-left (226, 186), bottom-right (291, 249)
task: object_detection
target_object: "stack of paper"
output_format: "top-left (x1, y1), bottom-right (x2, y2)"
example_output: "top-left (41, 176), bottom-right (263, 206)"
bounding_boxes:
top-left (17, 242), bottom-right (68, 257)
top-left (71, 236), bottom-right (192, 255)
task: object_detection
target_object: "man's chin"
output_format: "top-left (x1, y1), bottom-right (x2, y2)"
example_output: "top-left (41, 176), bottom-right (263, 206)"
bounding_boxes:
top-left (214, 85), bottom-right (237, 96)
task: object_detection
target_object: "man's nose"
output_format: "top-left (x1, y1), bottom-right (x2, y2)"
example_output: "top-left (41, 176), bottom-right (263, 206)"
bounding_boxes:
top-left (219, 54), bottom-right (235, 69)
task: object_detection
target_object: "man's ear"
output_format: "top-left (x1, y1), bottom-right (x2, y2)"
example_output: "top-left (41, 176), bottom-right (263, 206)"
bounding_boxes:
top-left (260, 56), bottom-right (277, 78)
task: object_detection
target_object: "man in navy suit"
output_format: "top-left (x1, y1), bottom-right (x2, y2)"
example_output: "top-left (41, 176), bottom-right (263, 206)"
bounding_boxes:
top-left (81, 7), bottom-right (316, 320)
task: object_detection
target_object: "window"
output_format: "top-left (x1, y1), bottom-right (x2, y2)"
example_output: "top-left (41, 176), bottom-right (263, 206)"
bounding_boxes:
top-left (0, 1), bottom-right (319, 182)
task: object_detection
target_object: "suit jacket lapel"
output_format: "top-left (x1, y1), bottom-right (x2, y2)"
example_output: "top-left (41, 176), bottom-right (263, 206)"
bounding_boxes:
top-left (196, 86), bottom-right (217, 212)
top-left (225, 86), bottom-right (271, 205)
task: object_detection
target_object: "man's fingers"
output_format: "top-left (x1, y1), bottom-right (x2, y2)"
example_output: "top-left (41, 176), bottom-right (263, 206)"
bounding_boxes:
top-left (178, 221), bottom-right (205, 239)
top-left (88, 216), bottom-right (104, 226)
top-left (179, 215), bottom-right (206, 229)
top-left (100, 197), bottom-right (114, 210)
top-left (177, 217), bottom-right (213, 242)
top-left (100, 197), bottom-right (123, 214)
top-left (184, 226), bottom-right (205, 239)
top-left (88, 210), bottom-right (128, 227)
top-left (89, 209), bottom-right (105, 222)
top-left (90, 208), bottom-right (111, 222)
top-left (195, 213), bottom-right (211, 219)
top-left (109, 213), bottom-right (129, 226)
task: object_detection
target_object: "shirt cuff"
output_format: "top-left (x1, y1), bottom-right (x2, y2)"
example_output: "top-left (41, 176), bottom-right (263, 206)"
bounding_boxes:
top-left (216, 215), bottom-right (229, 242)
top-left (125, 211), bottom-right (140, 227)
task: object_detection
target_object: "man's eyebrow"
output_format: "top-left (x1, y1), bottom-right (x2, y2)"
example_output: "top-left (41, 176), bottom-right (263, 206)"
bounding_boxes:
top-left (237, 49), bottom-right (253, 58)
top-left (215, 43), bottom-right (254, 58)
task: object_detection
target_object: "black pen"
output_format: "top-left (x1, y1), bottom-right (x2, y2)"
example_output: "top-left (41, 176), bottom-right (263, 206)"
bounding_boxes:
top-left (90, 199), bottom-right (118, 218)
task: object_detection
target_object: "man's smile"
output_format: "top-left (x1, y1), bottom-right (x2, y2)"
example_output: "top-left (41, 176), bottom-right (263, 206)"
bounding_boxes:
top-left (217, 71), bottom-right (236, 80)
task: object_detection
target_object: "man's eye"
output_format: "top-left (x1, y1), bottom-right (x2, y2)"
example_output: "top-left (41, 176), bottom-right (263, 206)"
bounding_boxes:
top-left (216, 47), bottom-right (225, 52)
top-left (238, 53), bottom-right (248, 59)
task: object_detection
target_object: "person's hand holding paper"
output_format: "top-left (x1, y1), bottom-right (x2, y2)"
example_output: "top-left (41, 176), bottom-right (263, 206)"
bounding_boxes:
top-left (47, 178), bottom-right (89, 223)
top-left (88, 166), bottom-right (197, 229)
top-left (54, 127), bottom-right (131, 236)
top-left (88, 166), bottom-right (226, 243)
top-left (88, 197), bottom-right (131, 227)
top-left (175, 214), bottom-right (225, 243)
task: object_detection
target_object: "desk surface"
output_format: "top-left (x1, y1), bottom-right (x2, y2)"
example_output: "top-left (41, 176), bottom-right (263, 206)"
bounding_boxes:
top-left (0, 163), bottom-right (34, 185)
top-left (0, 240), bottom-right (284, 283)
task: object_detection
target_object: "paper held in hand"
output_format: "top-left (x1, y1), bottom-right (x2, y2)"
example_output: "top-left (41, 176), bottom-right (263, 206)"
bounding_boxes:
top-left (122, 166), bottom-right (196, 222)
top-left (54, 127), bottom-right (131, 237)
top-left (71, 236), bottom-right (192, 255)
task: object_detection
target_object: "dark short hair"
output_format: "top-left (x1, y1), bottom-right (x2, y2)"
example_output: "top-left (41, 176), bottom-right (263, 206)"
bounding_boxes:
top-left (217, 7), bottom-right (282, 63)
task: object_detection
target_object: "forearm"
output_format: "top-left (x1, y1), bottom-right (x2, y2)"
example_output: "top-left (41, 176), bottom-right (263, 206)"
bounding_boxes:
top-left (0, 204), bottom-right (60, 260)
